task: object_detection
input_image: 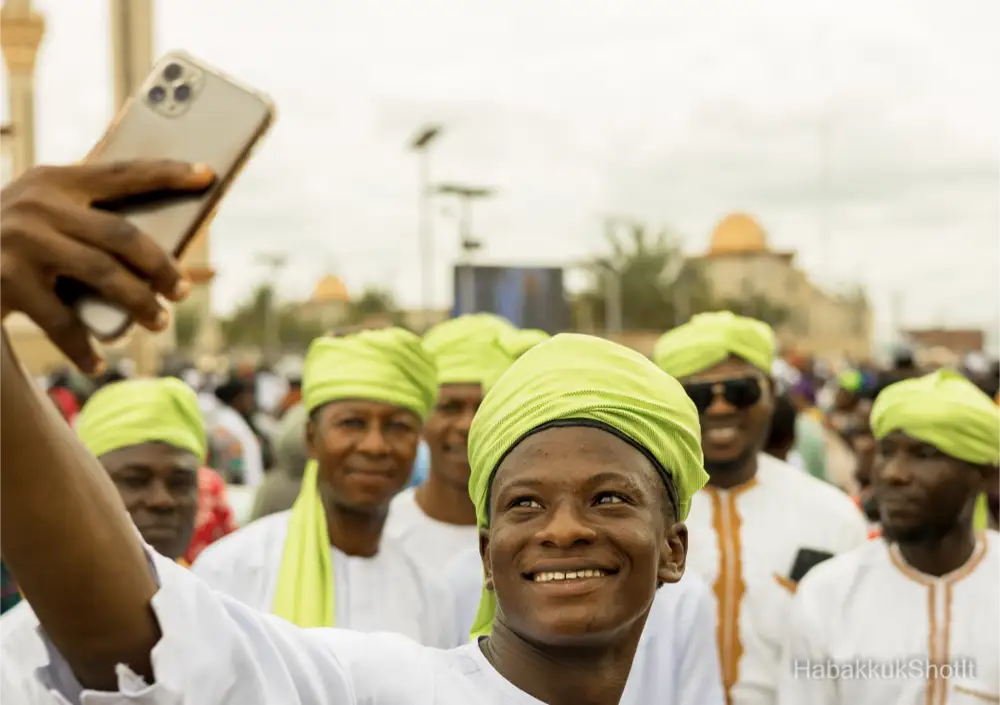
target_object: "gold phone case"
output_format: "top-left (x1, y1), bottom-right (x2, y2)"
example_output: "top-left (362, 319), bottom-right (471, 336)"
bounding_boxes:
top-left (76, 50), bottom-right (276, 342)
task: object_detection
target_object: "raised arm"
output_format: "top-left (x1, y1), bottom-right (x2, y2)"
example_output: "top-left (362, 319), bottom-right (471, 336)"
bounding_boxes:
top-left (0, 161), bottom-right (212, 690)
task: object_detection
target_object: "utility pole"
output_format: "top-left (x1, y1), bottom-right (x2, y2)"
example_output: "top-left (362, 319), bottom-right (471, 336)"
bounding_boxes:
top-left (256, 253), bottom-right (288, 362)
top-left (438, 183), bottom-right (496, 315)
top-left (410, 125), bottom-right (443, 316)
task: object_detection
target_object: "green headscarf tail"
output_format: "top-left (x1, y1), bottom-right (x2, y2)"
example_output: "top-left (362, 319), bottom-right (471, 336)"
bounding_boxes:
top-left (498, 328), bottom-right (551, 360)
top-left (76, 378), bottom-right (206, 461)
top-left (302, 327), bottom-right (438, 420)
top-left (271, 460), bottom-right (334, 628)
top-left (274, 327), bottom-right (435, 627)
top-left (652, 311), bottom-right (777, 380)
top-left (871, 369), bottom-right (1000, 466)
top-left (422, 315), bottom-right (515, 386)
top-left (467, 333), bottom-right (707, 638)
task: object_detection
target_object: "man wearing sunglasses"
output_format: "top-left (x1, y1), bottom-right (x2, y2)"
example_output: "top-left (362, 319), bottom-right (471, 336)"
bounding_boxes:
top-left (654, 312), bottom-right (867, 705)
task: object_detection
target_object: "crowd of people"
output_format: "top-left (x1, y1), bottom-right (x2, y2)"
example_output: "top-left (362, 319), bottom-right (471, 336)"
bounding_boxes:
top-left (0, 160), bottom-right (997, 705)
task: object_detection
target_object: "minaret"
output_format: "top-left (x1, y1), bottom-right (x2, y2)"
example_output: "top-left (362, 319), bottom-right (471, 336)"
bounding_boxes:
top-left (0, 0), bottom-right (45, 179)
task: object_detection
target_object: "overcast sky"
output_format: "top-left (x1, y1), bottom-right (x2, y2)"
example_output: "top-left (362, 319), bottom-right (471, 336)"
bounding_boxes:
top-left (7, 0), bottom-right (999, 345)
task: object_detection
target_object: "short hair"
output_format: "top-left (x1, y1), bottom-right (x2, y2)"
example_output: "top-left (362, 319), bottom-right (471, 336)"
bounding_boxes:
top-left (766, 393), bottom-right (798, 451)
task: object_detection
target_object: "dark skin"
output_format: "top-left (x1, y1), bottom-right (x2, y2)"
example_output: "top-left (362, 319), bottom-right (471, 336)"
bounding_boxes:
top-left (479, 426), bottom-right (686, 705)
top-left (0, 160), bottom-right (214, 688)
top-left (850, 398), bottom-right (876, 491)
top-left (101, 442), bottom-right (200, 560)
top-left (874, 430), bottom-right (997, 577)
top-left (683, 356), bottom-right (775, 489)
top-left (307, 399), bottom-right (422, 557)
top-left (416, 382), bottom-right (481, 526)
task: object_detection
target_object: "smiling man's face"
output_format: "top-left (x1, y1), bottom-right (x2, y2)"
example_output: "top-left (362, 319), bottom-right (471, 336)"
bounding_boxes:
top-left (681, 355), bottom-right (774, 476)
top-left (481, 425), bottom-right (686, 647)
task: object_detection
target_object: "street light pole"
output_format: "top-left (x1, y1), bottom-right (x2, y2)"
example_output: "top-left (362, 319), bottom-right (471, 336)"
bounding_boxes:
top-left (410, 125), bottom-right (443, 318)
top-left (255, 253), bottom-right (287, 362)
top-left (438, 183), bottom-right (496, 315)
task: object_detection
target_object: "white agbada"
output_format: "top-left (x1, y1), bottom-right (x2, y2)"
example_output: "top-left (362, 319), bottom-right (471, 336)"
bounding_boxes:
top-left (685, 453), bottom-right (869, 705)
top-left (197, 393), bottom-right (264, 488)
top-left (777, 531), bottom-right (999, 705)
top-left (444, 546), bottom-right (726, 705)
top-left (2, 601), bottom-right (56, 703)
top-left (34, 546), bottom-right (724, 705)
top-left (384, 487), bottom-right (480, 568)
top-left (191, 510), bottom-right (457, 649)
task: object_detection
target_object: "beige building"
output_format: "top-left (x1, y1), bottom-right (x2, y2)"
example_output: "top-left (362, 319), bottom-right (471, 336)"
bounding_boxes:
top-left (296, 274), bottom-right (351, 330)
top-left (688, 213), bottom-right (873, 360)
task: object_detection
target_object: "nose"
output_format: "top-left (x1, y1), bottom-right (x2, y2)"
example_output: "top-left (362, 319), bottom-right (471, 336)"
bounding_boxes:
top-left (535, 500), bottom-right (598, 548)
top-left (877, 452), bottom-right (911, 486)
top-left (705, 384), bottom-right (736, 415)
top-left (144, 479), bottom-right (178, 511)
top-left (454, 407), bottom-right (475, 437)
top-left (356, 423), bottom-right (390, 455)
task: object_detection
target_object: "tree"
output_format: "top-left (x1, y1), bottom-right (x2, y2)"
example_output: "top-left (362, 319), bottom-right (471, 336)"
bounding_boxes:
top-left (220, 284), bottom-right (326, 352)
top-left (173, 305), bottom-right (201, 351)
top-left (574, 221), bottom-right (714, 331)
top-left (716, 294), bottom-right (791, 329)
top-left (346, 286), bottom-right (406, 327)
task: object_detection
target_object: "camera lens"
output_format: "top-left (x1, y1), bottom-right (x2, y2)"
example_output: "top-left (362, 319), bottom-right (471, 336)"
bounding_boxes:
top-left (162, 63), bottom-right (183, 81)
top-left (147, 85), bottom-right (166, 104)
top-left (173, 83), bottom-right (192, 102)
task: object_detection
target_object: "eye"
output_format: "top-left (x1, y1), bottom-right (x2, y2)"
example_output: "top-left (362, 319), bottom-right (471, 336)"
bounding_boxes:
top-left (595, 492), bottom-right (629, 505)
top-left (337, 418), bottom-right (366, 430)
top-left (914, 445), bottom-right (943, 459)
top-left (386, 420), bottom-right (418, 433)
top-left (509, 496), bottom-right (543, 509)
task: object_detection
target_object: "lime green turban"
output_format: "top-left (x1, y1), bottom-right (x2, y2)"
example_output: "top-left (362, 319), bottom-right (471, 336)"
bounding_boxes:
top-left (467, 333), bottom-right (707, 638)
top-left (302, 327), bottom-right (438, 420)
top-left (76, 378), bottom-right (206, 461)
top-left (274, 327), bottom-right (436, 628)
top-left (422, 315), bottom-right (514, 386)
top-left (498, 328), bottom-right (551, 360)
top-left (653, 311), bottom-right (777, 379)
top-left (871, 369), bottom-right (1000, 466)
top-left (872, 370), bottom-right (998, 532)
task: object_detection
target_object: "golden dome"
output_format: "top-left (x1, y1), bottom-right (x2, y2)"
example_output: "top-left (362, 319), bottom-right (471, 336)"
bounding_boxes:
top-left (709, 213), bottom-right (769, 255)
top-left (311, 275), bottom-right (349, 303)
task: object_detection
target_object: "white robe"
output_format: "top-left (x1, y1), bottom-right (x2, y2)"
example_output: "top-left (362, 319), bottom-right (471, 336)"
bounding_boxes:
top-left (777, 531), bottom-right (1000, 705)
top-left (1, 601), bottom-right (56, 703)
top-left (191, 510), bottom-right (457, 649)
top-left (685, 453), bottom-right (869, 705)
top-left (443, 546), bottom-right (726, 705)
top-left (384, 487), bottom-right (480, 569)
top-left (33, 547), bottom-right (723, 705)
top-left (197, 394), bottom-right (264, 488)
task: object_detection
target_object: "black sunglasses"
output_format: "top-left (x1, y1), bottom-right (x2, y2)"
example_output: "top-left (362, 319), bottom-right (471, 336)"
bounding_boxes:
top-left (682, 377), bottom-right (763, 414)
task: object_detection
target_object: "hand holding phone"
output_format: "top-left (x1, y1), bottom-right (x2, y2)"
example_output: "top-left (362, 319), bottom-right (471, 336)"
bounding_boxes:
top-left (0, 160), bottom-right (214, 372)
top-left (59, 50), bottom-right (275, 342)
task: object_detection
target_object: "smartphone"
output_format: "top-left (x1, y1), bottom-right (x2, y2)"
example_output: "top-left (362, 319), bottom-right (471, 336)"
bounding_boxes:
top-left (56, 50), bottom-right (276, 342)
top-left (788, 547), bottom-right (835, 583)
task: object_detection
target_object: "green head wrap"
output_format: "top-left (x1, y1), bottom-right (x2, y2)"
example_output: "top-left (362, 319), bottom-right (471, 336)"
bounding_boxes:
top-left (653, 311), bottom-right (777, 380)
top-left (422, 315), bottom-right (514, 386)
top-left (76, 378), bottom-right (206, 461)
top-left (274, 327), bottom-right (436, 628)
top-left (498, 328), bottom-right (551, 360)
top-left (872, 370), bottom-right (998, 532)
top-left (838, 369), bottom-right (864, 393)
top-left (871, 369), bottom-right (1000, 466)
top-left (467, 333), bottom-right (707, 638)
top-left (302, 327), bottom-right (438, 420)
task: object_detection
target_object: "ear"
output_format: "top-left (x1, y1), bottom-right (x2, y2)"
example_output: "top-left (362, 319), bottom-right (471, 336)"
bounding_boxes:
top-left (479, 528), bottom-right (495, 592)
top-left (657, 521), bottom-right (688, 585)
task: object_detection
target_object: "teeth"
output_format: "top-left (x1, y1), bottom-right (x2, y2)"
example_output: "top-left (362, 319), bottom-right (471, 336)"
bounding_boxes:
top-left (705, 427), bottom-right (738, 443)
top-left (533, 569), bottom-right (608, 582)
